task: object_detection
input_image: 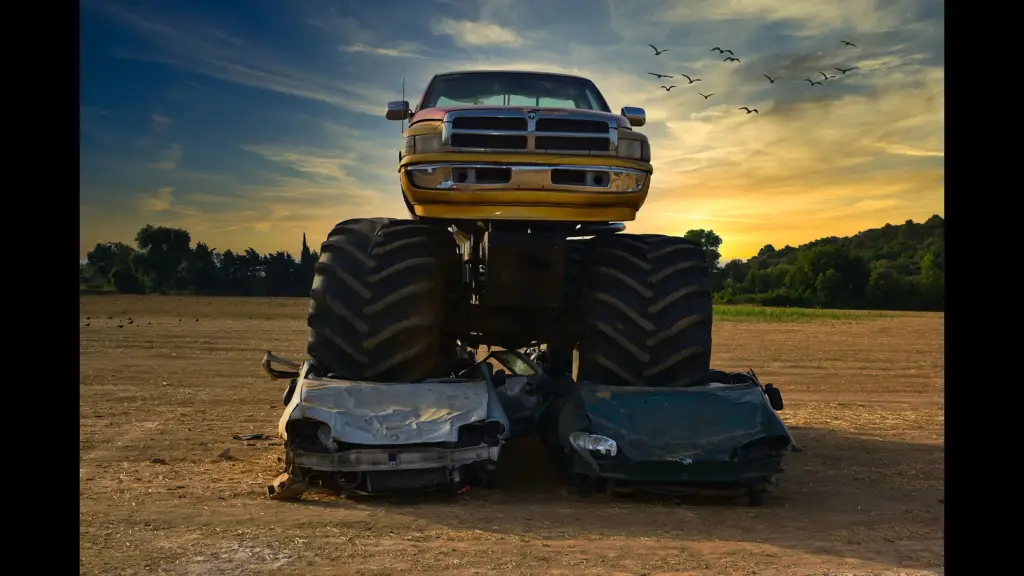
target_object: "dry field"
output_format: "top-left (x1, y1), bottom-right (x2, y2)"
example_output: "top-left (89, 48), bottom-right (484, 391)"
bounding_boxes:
top-left (80, 295), bottom-right (944, 576)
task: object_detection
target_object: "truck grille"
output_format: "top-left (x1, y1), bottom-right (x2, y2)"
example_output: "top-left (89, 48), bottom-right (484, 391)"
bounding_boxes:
top-left (444, 110), bottom-right (616, 154)
top-left (450, 133), bottom-right (528, 150)
top-left (535, 118), bottom-right (609, 133)
top-left (451, 117), bottom-right (528, 131)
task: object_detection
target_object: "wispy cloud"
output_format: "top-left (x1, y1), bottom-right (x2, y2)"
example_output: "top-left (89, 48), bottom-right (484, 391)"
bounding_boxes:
top-left (430, 18), bottom-right (523, 47)
top-left (151, 143), bottom-right (183, 170)
top-left (874, 143), bottom-right (944, 158)
top-left (85, 0), bottom-right (395, 117)
top-left (340, 43), bottom-right (428, 59)
top-left (137, 186), bottom-right (176, 214)
top-left (150, 113), bottom-right (173, 135)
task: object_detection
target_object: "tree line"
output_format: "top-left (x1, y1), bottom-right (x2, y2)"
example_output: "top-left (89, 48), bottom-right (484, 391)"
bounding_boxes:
top-left (81, 215), bottom-right (944, 310)
top-left (80, 225), bottom-right (321, 297)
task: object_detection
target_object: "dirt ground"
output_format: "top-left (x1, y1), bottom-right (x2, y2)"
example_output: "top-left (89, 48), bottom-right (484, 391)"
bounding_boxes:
top-left (79, 295), bottom-right (944, 575)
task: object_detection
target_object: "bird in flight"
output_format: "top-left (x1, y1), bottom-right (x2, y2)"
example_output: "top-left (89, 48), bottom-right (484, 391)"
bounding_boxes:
top-left (679, 73), bottom-right (702, 84)
top-left (841, 40), bottom-right (858, 48)
top-left (710, 47), bottom-right (734, 55)
top-left (835, 66), bottom-right (856, 74)
top-left (739, 107), bottom-right (759, 114)
top-left (698, 92), bottom-right (715, 99)
top-left (649, 44), bottom-right (669, 55)
top-left (724, 56), bottom-right (741, 63)
top-left (763, 74), bottom-right (779, 83)
top-left (804, 78), bottom-right (823, 86)
top-left (648, 72), bottom-right (673, 79)
top-left (821, 73), bottom-right (837, 80)
top-left (661, 85), bottom-right (677, 91)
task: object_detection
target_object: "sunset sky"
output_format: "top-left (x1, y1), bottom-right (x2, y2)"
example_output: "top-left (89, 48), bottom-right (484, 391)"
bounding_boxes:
top-left (80, 0), bottom-right (944, 262)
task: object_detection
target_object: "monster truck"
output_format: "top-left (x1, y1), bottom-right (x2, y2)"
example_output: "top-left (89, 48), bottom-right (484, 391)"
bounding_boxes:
top-left (307, 70), bottom-right (712, 387)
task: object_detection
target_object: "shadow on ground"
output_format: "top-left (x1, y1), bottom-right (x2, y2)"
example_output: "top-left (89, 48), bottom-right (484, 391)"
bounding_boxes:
top-left (293, 426), bottom-right (944, 569)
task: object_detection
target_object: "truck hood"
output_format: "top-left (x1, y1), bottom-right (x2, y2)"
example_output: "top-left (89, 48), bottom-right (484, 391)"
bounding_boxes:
top-left (280, 376), bottom-right (511, 445)
top-left (411, 106), bottom-right (630, 128)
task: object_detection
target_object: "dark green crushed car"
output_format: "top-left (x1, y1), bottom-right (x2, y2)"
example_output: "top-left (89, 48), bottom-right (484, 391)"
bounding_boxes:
top-left (535, 365), bottom-right (795, 506)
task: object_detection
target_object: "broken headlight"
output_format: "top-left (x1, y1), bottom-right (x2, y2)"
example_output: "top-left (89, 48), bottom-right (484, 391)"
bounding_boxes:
top-left (404, 133), bottom-right (443, 155)
top-left (569, 431), bottom-right (618, 456)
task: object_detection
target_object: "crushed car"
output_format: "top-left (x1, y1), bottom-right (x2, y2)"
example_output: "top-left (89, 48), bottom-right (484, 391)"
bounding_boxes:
top-left (535, 365), bottom-right (796, 506)
top-left (262, 348), bottom-right (795, 506)
top-left (261, 349), bottom-right (550, 499)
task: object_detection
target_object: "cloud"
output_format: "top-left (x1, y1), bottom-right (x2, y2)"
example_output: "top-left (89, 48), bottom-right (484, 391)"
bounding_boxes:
top-left (137, 187), bottom-right (176, 214)
top-left (874, 143), bottom-right (944, 158)
top-left (150, 143), bottom-right (183, 170)
top-left (340, 43), bottom-right (427, 59)
top-left (608, 0), bottom-right (929, 42)
top-left (150, 113), bottom-right (173, 135)
top-left (86, 1), bottom-right (395, 117)
top-left (241, 144), bottom-right (358, 182)
top-left (430, 18), bottom-right (522, 47)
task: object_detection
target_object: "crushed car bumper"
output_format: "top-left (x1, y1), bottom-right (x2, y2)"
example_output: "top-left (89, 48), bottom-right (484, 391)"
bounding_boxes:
top-left (572, 453), bottom-right (786, 485)
top-left (291, 444), bottom-right (501, 473)
top-left (270, 444), bottom-right (502, 498)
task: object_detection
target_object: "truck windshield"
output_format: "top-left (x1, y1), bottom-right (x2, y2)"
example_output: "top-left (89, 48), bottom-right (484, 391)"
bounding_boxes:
top-left (419, 72), bottom-right (611, 112)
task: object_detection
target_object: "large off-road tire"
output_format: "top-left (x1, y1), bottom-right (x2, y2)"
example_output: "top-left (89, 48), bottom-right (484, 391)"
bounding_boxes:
top-left (576, 234), bottom-right (713, 387)
top-left (307, 218), bottom-right (459, 381)
top-left (546, 238), bottom-right (588, 377)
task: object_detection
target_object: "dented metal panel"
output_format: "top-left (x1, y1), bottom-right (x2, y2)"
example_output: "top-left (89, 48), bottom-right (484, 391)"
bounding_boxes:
top-left (576, 382), bottom-right (793, 463)
top-left (279, 364), bottom-right (510, 445)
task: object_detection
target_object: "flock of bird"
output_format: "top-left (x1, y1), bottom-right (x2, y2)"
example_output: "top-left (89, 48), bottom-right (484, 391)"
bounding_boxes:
top-left (645, 40), bottom-right (860, 115)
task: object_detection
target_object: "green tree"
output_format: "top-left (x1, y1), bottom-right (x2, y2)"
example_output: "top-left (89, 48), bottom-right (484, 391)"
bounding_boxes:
top-left (683, 229), bottom-right (723, 268)
top-left (86, 242), bottom-right (136, 285)
top-left (183, 242), bottom-right (221, 294)
top-left (109, 265), bottom-right (145, 294)
top-left (919, 250), bottom-right (944, 309)
top-left (866, 262), bottom-right (909, 309)
top-left (130, 225), bottom-right (193, 293)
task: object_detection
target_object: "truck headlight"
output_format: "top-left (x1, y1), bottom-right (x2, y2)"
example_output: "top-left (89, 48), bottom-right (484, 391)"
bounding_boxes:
top-left (569, 431), bottom-right (618, 456)
top-left (617, 138), bottom-right (650, 162)
top-left (404, 134), bottom-right (443, 155)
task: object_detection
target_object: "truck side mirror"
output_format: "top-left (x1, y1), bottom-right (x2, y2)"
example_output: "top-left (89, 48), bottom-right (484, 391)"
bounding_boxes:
top-left (386, 101), bottom-right (412, 121)
top-left (621, 106), bottom-right (646, 127)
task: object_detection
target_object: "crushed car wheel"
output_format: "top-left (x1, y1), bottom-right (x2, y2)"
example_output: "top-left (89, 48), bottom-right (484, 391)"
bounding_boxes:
top-left (577, 234), bottom-right (713, 387)
top-left (307, 218), bottom-right (459, 381)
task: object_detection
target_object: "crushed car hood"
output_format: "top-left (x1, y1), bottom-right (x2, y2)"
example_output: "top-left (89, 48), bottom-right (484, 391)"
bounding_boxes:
top-left (281, 376), bottom-right (510, 445)
top-left (577, 382), bottom-right (793, 462)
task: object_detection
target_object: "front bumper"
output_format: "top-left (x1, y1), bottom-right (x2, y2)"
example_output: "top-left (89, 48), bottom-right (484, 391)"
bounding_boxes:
top-left (574, 454), bottom-right (786, 486)
top-left (405, 163), bottom-right (648, 194)
top-left (399, 153), bottom-right (652, 222)
top-left (285, 444), bottom-right (502, 495)
top-left (291, 444), bottom-right (501, 473)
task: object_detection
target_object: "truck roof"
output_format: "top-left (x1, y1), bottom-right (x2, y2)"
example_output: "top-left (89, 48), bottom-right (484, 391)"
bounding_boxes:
top-left (432, 70), bottom-right (593, 82)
